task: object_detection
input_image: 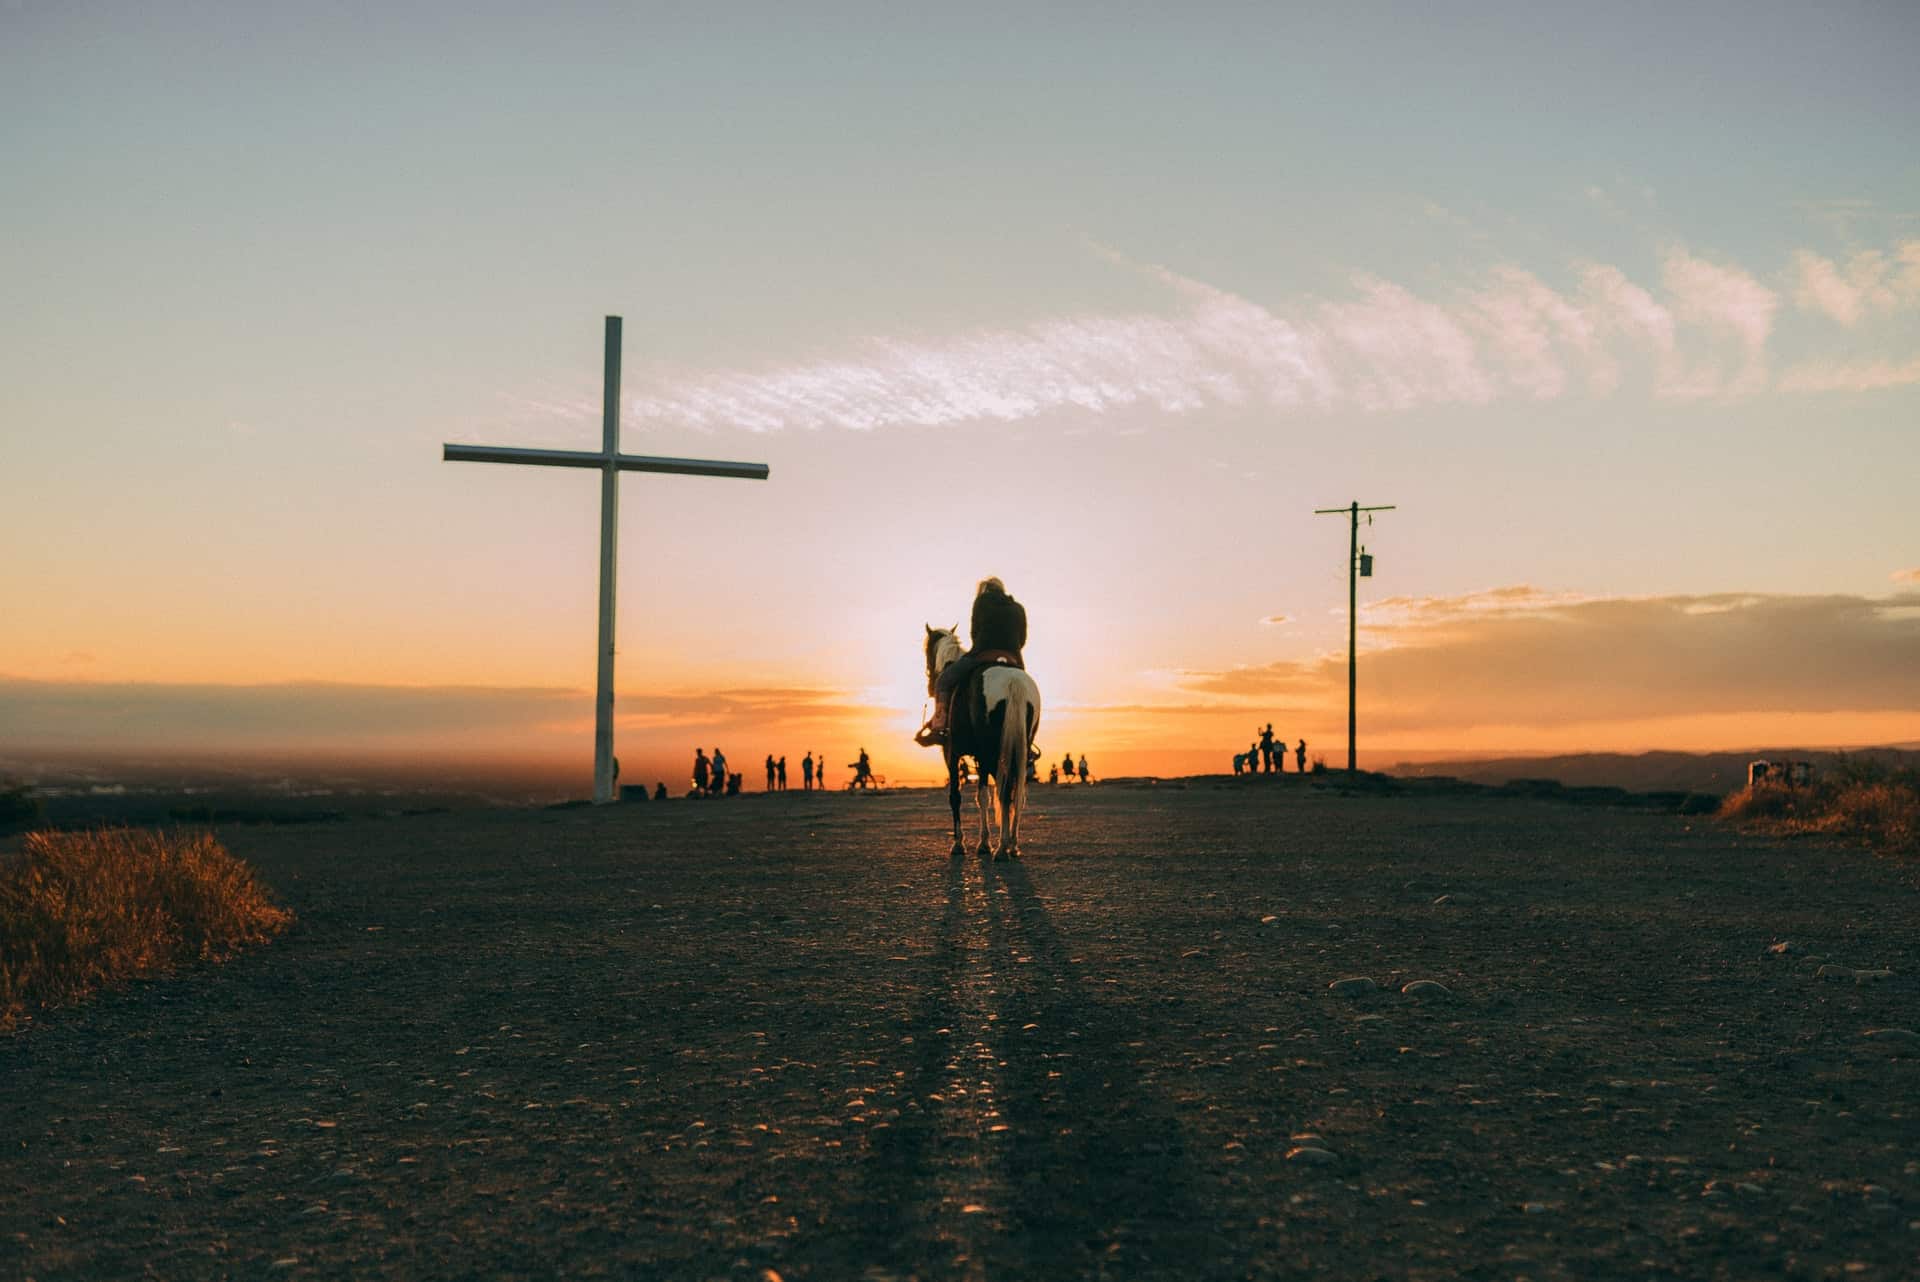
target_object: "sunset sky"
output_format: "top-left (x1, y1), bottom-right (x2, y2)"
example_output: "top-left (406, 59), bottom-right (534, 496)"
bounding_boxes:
top-left (5, 3), bottom-right (1918, 787)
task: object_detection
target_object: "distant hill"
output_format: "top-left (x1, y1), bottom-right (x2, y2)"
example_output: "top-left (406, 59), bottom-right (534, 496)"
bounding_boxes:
top-left (1390, 747), bottom-right (1920, 795)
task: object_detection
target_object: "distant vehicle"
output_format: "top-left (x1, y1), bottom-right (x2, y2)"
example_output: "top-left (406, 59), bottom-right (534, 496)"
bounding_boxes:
top-left (1748, 759), bottom-right (1813, 788)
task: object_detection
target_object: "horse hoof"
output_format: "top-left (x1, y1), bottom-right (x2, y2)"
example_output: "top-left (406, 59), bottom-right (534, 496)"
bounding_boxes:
top-left (976, 844), bottom-right (993, 859)
top-left (1000, 848), bottom-right (1021, 861)
top-left (949, 843), bottom-right (965, 859)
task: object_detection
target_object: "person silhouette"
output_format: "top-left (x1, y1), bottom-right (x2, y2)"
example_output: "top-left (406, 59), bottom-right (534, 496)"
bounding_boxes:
top-left (710, 747), bottom-right (728, 796)
top-left (1296, 739), bottom-right (1307, 773)
top-left (813, 751), bottom-right (825, 790)
top-left (777, 756), bottom-right (788, 791)
top-left (1049, 764), bottom-right (1060, 785)
top-left (1259, 724), bottom-right (1275, 773)
top-left (654, 782), bottom-right (667, 800)
top-left (801, 752), bottom-right (814, 790)
top-left (1077, 754), bottom-right (1089, 785)
top-left (1060, 750), bottom-right (1074, 782)
top-left (765, 754), bottom-right (776, 792)
top-left (692, 748), bottom-right (710, 794)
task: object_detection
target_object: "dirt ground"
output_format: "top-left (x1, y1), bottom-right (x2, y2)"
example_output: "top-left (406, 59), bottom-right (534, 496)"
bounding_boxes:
top-left (3, 780), bottom-right (1918, 1280)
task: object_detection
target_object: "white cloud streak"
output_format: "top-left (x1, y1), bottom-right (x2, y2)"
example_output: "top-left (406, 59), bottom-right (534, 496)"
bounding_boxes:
top-left (622, 239), bottom-right (1920, 433)
top-left (1789, 243), bottom-right (1920, 326)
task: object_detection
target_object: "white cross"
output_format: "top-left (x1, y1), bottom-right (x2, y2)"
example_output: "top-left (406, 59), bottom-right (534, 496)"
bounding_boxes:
top-left (444, 316), bottom-right (769, 803)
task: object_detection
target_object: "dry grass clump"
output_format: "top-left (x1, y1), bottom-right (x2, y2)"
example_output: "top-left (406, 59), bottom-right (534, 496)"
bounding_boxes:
top-left (1, 827), bottom-right (293, 1031)
top-left (1719, 755), bottom-right (1920, 854)
top-left (1810, 782), bottom-right (1919, 849)
top-left (1717, 782), bottom-right (1806, 823)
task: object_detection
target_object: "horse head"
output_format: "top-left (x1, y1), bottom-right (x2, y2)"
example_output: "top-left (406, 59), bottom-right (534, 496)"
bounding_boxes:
top-left (924, 623), bottom-right (963, 693)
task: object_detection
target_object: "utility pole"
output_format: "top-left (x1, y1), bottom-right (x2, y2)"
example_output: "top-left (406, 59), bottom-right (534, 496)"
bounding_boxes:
top-left (1313, 501), bottom-right (1396, 772)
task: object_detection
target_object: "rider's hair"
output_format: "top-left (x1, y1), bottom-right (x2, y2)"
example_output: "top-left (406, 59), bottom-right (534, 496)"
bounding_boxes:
top-left (976, 576), bottom-right (1005, 596)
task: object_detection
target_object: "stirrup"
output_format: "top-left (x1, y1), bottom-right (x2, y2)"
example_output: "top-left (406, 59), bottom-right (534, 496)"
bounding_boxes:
top-left (914, 722), bottom-right (947, 748)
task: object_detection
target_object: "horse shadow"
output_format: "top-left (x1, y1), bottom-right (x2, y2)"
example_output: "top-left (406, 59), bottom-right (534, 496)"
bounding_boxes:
top-left (836, 852), bottom-right (1229, 1277)
top-left (980, 858), bottom-right (1228, 1274)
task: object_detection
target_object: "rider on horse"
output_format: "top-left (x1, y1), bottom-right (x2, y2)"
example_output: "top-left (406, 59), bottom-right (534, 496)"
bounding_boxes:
top-left (915, 576), bottom-right (1027, 749)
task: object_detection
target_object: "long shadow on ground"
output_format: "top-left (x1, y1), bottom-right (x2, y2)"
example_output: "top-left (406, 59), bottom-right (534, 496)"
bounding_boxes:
top-left (822, 850), bottom-right (1230, 1280)
top-left (984, 858), bottom-right (1232, 1278)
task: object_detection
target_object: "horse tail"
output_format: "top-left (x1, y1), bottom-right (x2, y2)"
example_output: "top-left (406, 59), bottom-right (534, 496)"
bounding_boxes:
top-left (1000, 673), bottom-right (1040, 806)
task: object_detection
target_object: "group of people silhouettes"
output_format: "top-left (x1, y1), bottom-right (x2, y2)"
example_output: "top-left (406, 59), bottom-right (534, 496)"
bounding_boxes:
top-left (1047, 753), bottom-right (1092, 786)
top-left (688, 748), bottom-right (855, 796)
top-left (689, 747), bottom-right (740, 796)
top-left (1235, 724), bottom-right (1308, 776)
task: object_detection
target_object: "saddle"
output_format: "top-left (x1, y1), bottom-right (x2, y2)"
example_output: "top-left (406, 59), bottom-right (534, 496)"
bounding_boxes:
top-left (957, 650), bottom-right (1027, 748)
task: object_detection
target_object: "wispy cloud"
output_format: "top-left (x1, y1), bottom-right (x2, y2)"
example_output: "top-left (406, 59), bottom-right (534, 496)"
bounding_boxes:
top-left (1660, 248), bottom-right (1778, 396)
top-left (615, 237), bottom-right (1920, 433)
top-left (1789, 243), bottom-right (1920, 326)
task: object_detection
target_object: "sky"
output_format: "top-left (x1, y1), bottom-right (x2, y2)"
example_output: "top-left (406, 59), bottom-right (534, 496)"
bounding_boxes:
top-left (4, 2), bottom-right (1919, 788)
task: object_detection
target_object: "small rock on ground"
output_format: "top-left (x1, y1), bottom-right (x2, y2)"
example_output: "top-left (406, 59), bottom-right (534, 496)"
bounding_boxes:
top-left (1286, 1146), bottom-right (1338, 1165)
top-left (1328, 977), bottom-right (1378, 997)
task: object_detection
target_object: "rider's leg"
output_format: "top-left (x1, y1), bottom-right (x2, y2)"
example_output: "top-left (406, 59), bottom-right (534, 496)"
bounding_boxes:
top-left (917, 654), bottom-right (984, 746)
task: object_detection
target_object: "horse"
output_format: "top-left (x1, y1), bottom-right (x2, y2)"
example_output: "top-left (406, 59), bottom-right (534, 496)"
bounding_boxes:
top-left (924, 625), bottom-right (1041, 860)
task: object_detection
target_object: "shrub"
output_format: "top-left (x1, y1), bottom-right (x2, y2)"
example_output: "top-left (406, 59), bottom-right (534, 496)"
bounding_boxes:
top-left (1719, 774), bottom-right (1920, 854)
top-left (1718, 782), bottom-right (1802, 822)
top-left (1814, 782), bottom-right (1919, 850)
top-left (0, 828), bottom-right (293, 1031)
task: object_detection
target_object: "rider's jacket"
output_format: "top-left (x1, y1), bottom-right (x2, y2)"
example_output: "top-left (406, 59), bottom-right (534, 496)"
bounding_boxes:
top-left (970, 586), bottom-right (1027, 659)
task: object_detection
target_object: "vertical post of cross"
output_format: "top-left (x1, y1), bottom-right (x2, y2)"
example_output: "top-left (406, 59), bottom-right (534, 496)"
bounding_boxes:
top-left (593, 317), bottom-right (622, 804)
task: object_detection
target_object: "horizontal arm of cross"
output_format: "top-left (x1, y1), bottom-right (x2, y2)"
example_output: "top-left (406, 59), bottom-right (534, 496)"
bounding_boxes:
top-left (444, 443), bottom-right (769, 480)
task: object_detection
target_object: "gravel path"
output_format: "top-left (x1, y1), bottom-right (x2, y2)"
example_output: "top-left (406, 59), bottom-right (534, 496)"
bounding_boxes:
top-left (3, 782), bottom-right (1918, 1279)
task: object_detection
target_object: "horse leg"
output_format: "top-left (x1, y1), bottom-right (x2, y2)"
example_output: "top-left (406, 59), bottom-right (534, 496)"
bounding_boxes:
top-left (976, 774), bottom-right (995, 858)
top-left (947, 751), bottom-right (964, 858)
top-left (997, 734), bottom-right (1023, 860)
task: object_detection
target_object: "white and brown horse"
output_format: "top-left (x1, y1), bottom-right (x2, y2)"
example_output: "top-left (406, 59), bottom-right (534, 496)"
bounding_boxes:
top-left (924, 625), bottom-right (1041, 860)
